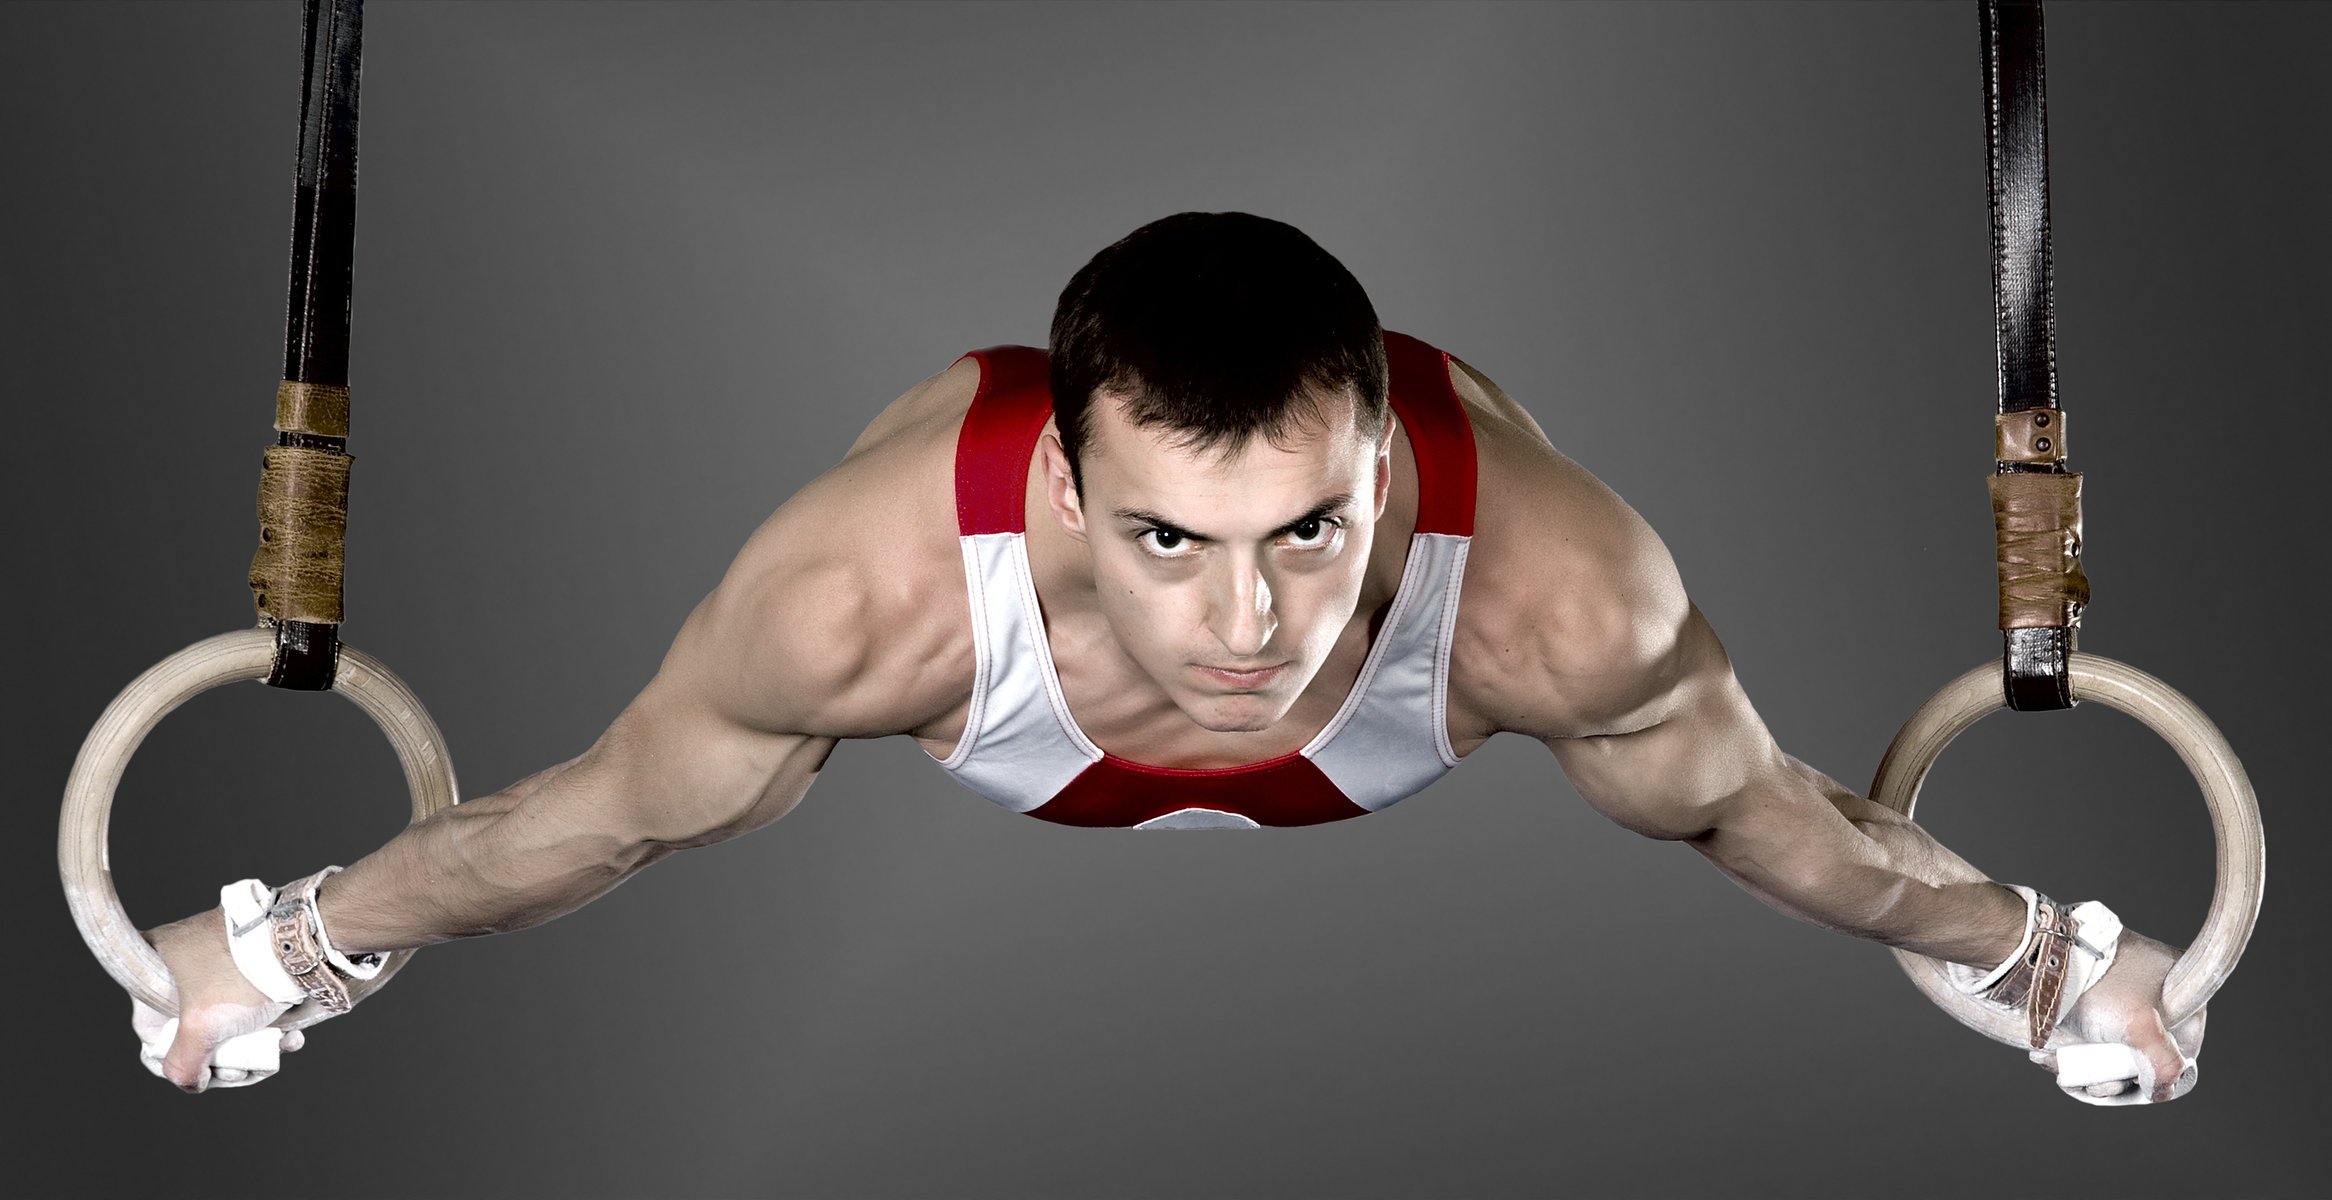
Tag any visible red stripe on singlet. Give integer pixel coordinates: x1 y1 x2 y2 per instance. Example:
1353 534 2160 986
1381 331 1478 537
953 346 1053 536
1032 752 1368 827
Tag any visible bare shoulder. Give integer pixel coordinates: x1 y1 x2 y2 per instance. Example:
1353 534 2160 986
1443 355 1695 746
655 357 982 741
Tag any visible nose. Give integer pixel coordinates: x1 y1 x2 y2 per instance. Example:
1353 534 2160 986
1208 554 1278 660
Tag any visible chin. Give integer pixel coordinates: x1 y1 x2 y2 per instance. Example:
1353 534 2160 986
1181 692 1294 734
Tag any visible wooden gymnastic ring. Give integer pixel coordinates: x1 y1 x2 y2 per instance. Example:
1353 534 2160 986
59 628 458 1031
1869 653 2263 1048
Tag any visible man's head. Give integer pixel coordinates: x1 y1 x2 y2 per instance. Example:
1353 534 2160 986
1049 211 1388 494
1041 212 1394 734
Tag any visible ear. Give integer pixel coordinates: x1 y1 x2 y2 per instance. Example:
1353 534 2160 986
1039 431 1088 542
1370 418 1395 522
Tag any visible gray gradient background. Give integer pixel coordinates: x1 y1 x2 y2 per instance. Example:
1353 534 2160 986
3 2 2325 1197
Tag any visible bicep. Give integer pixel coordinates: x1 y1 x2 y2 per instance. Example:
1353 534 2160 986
585 679 839 851
573 572 850 851
1540 604 1792 841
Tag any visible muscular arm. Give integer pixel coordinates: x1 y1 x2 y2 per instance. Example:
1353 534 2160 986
1542 600 2026 967
145 371 973 1091
315 648 839 955
1455 419 2026 969
1444 361 2202 1103
311 428 968 954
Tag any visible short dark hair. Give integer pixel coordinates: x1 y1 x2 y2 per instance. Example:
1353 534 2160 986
1049 212 1388 492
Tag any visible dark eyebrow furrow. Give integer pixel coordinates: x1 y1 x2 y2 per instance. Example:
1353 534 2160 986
1110 492 1354 543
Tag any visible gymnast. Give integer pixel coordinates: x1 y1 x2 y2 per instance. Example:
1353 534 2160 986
132 212 2206 1102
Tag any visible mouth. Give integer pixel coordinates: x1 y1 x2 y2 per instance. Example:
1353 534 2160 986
1195 663 1288 691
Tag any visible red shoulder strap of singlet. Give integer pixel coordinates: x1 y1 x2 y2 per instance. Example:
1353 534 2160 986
952 333 1478 538
1382 330 1478 537
954 346 1052 536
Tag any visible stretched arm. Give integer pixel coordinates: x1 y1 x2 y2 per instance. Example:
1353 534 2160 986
316 637 841 956
1454 431 2199 1100
142 439 968 1089
1448 357 2200 1099
1523 588 2202 1101
142 599 839 1087
319 369 976 952
1540 600 2028 968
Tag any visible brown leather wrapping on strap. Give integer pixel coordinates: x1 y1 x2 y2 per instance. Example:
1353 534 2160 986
1989 472 2087 630
275 380 351 438
249 445 352 624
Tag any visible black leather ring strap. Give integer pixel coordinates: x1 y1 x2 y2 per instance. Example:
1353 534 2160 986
265 0 363 691
1981 0 2078 712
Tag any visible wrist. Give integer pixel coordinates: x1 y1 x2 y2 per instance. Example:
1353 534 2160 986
1946 884 2123 1049
308 871 384 981
1947 884 2041 994
219 867 383 1015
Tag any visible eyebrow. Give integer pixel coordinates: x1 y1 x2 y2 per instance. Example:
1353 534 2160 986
1109 491 1356 543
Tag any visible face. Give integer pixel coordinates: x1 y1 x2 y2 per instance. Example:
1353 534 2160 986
1042 389 1394 733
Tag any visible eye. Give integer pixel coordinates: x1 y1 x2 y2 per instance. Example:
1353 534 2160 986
1283 517 1339 549
1138 528 1197 558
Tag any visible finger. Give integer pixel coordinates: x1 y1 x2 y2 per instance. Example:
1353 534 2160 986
2032 1047 2133 1099
212 1067 249 1085
2048 1044 2155 1106
129 998 171 1044
281 1029 306 1054
210 1028 284 1076
2053 1042 2143 1088
138 1019 173 1080
137 1013 175 1061
2169 1005 2207 1059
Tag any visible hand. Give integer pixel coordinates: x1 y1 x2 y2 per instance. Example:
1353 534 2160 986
2040 928 2206 1105
133 908 302 1093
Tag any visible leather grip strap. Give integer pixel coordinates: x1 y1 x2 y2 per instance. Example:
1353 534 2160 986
276 379 351 438
266 869 355 1014
1989 472 2087 630
1978 894 2084 1049
1981 0 2083 711
249 444 353 625
249 380 356 626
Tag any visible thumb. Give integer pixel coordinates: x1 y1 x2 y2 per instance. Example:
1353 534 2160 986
2123 1007 2198 1103
160 1009 232 1093
2169 1005 2207 1061
130 998 172 1047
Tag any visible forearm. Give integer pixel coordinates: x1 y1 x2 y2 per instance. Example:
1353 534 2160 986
1692 754 2028 968
311 753 671 956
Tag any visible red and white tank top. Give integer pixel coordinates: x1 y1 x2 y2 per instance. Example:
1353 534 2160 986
930 330 1477 829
